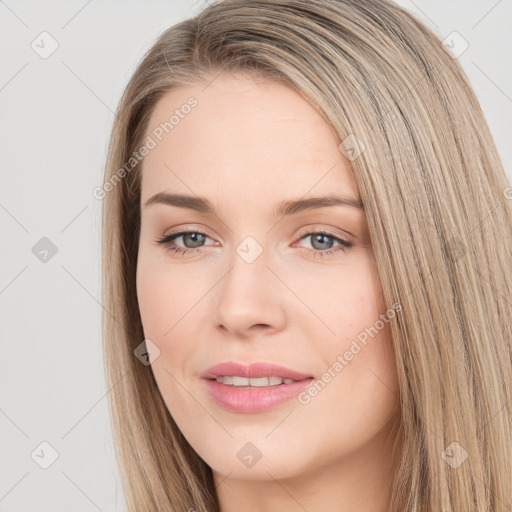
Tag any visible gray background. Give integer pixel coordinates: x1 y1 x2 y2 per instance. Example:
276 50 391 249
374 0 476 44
1 1 510 511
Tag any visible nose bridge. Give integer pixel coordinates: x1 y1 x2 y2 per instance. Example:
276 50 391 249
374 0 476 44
213 234 285 335
221 234 270 304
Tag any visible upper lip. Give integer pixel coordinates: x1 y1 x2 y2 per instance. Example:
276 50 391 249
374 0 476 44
201 361 313 381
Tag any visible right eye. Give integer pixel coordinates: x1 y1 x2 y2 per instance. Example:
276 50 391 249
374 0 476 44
155 229 217 255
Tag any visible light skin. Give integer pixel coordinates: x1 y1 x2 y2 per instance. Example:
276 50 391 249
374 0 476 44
136 72 402 512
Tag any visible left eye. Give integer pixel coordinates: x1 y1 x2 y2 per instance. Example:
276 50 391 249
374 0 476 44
155 230 353 258
296 232 352 254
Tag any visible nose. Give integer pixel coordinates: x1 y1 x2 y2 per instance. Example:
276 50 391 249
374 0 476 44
213 243 287 339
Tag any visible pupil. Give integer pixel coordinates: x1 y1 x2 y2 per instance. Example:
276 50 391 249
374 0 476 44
312 234 333 250
185 233 205 248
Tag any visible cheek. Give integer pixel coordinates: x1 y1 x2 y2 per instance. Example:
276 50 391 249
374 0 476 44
135 255 202 416
292 255 385 339
135 252 216 390
136 251 206 338
304 257 398 400
136 265 170 339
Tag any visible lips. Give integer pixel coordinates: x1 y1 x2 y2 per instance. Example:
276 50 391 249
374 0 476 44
200 361 313 381
200 361 314 413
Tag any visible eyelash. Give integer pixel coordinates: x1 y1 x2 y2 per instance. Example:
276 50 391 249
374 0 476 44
155 228 353 259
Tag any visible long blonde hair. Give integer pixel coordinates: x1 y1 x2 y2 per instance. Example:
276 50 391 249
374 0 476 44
101 1 512 510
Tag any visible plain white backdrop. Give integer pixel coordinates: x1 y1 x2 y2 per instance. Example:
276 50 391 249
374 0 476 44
1 1 511 511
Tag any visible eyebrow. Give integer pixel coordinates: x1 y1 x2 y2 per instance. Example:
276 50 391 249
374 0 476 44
143 192 364 216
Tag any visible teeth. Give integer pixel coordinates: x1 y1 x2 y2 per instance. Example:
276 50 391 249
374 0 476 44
215 375 296 387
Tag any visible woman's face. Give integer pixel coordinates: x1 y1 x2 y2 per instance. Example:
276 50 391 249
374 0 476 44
136 73 400 482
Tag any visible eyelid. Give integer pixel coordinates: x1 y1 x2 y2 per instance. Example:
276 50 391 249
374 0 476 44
295 224 354 242
163 225 219 241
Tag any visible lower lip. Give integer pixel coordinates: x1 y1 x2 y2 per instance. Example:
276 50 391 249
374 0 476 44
203 378 314 413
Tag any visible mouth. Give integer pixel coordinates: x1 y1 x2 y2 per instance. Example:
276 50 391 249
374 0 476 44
201 361 313 381
213 375 297 386
201 361 314 413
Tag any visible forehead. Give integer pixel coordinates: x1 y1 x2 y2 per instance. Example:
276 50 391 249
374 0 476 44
140 74 359 206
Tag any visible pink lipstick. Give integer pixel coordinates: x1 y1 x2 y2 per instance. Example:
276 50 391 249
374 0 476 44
201 361 314 413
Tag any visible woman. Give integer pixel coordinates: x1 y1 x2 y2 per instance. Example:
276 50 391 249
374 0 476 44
101 0 512 510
